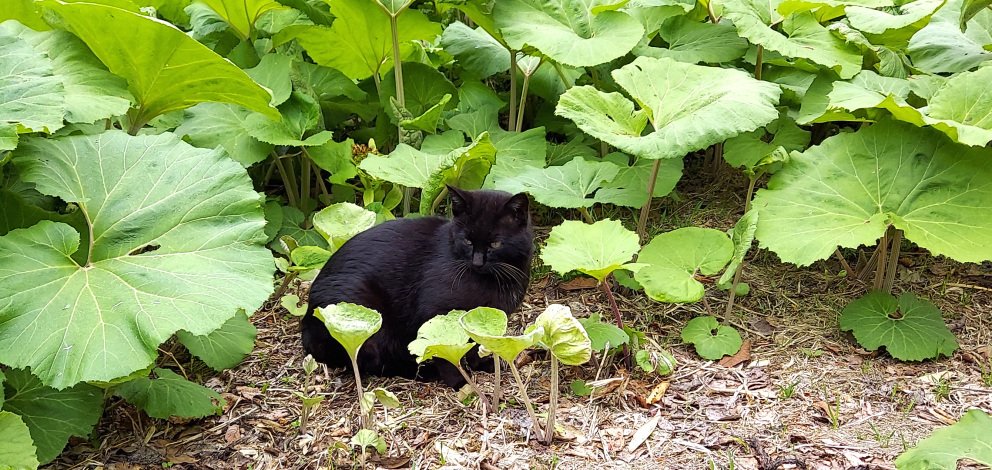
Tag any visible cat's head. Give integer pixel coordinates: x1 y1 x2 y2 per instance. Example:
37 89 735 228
445 185 533 274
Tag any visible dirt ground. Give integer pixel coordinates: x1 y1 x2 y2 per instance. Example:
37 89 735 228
50 167 992 470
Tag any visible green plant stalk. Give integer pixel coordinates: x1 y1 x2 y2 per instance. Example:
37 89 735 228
350 355 370 430
384 4 412 217
126 108 150 135
454 363 491 412
430 186 450 214
600 276 624 330
882 228 903 294
636 158 663 240
725 175 758 316
273 154 299 209
80 204 95 267
508 361 545 442
300 153 312 219
754 45 764 81
544 355 559 445
508 51 518 132
493 357 502 406
274 271 298 299
873 227 891 291
578 207 595 224
514 72 533 132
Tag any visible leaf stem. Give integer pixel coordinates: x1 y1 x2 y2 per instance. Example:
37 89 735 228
873 227 891 291
514 71 533 132
508 361 544 442
578 207 595 224
754 45 764 80
300 152 312 218
273 153 299 209
637 159 663 240
883 228 902 294
493 357 502 406
833 248 853 276
544 355 559 445
455 364 491 413
350 355 370 430
80 204 95 267
724 176 759 316
508 51 518 132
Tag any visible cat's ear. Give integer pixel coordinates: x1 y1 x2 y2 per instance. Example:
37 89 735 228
447 185 470 216
502 192 530 225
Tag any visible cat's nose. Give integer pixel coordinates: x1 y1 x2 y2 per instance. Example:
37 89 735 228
472 251 484 267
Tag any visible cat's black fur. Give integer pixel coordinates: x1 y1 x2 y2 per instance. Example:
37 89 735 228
301 186 533 388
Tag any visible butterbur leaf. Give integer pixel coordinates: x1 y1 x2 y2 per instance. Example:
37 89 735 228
722 0 862 78
498 157 620 209
439 21 509 78
0 21 132 126
680 316 743 360
494 0 645 67
276 0 440 80
290 246 332 271
42 0 278 126
907 0 992 74
245 92 334 147
530 304 592 366
314 303 382 361
0 23 65 133
113 368 224 419
595 153 684 208
372 387 400 409
419 133 497 214
174 103 274 167
579 313 630 351
408 311 474 366
351 429 386 454
635 348 677 375
459 307 540 363
541 219 642 283
0 131 273 389
924 67 992 147
280 294 307 317
635 228 734 303
0 411 38 470
307 139 357 184
312 202 376 251
895 409 992 468
718 210 759 288
723 115 809 173
245 54 293 106
556 56 781 160
845 0 944 47
380 62 459 124
1 368 101 464
753 119 992 266
177 310 257 371
0 123 16 151
198 0 287 41
839 292 957 361
570 379 592 396
634 17 748 64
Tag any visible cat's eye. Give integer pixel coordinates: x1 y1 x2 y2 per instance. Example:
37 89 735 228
463 239 472 246
490 240 502 249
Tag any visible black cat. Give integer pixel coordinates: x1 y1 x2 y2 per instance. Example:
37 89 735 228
301 186 533 388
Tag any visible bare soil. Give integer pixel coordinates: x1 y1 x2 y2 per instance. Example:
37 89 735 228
50 167 992 470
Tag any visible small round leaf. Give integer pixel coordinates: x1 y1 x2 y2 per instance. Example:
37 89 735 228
680 316 743 360
839 292 958 361
313 303 383 361
541 219 641 283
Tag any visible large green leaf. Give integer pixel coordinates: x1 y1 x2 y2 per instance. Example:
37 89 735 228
380 62 459 123
840 292 958 361
0 131 274 389
907 0 992 73
198 0 287 40
556 56 781 159
530 304 592 366
244 92 333 146
634 17 748 64
439 21 509 78
723 114 810 173
420 134 496 214
1 21 132 125
0 0 49 30
595 153 684 208
0 411 38 470
540 219 642 283
408 310 475 366
42 0 278 126
723 0 863 78
494 0 645 67
1 368 102 464
459 307 540 363
635 227 734 303
175 102 274 166
925 67 992 146
845 0 944 47
498 157 620 209
753 119 992 266
484 127 547 190
275 0 440 80
312 202 376 251
113 368 224 419
895 409 992 468
176 310 257 371
313 303 382 361
245 53 293 106
0 26 64 133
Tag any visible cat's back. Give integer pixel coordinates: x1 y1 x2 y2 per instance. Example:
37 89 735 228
327 215 447 267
